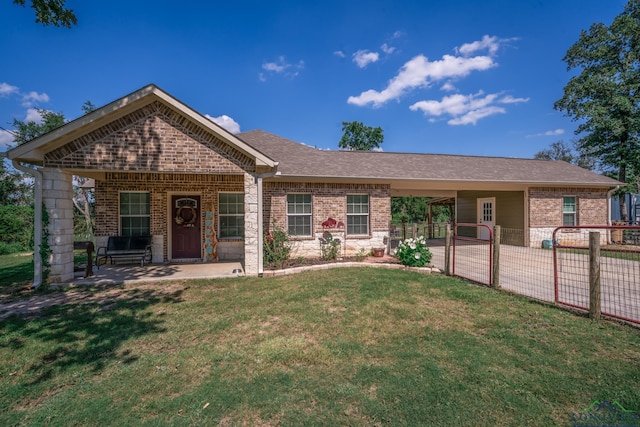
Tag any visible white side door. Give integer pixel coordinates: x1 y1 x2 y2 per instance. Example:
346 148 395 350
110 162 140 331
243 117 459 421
477 197 495 240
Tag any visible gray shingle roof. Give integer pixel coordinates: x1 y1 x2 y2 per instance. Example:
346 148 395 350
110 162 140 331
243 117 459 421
238 130 620 187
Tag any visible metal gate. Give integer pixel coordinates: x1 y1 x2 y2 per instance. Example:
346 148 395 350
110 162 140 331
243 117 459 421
453 223 493 286
553 225 640 325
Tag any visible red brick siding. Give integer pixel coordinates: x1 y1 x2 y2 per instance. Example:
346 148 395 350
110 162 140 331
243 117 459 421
529 187 609 227
95 172 244 261
263 182 390 236
44 101 255 174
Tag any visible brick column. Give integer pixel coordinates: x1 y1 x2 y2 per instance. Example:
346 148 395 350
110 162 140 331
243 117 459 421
42 168 74 283
244 173 259 275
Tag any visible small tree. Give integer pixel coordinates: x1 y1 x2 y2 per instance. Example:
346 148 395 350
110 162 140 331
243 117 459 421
339 121 384 151
12 0 77 28
533 140 595 170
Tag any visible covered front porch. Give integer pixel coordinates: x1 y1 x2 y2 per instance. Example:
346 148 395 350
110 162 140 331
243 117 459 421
70 261 246 287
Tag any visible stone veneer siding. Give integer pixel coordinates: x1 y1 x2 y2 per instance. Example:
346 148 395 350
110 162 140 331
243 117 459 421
43 168 74 283
94 173 245 262
528 187 610 247
263 182 391 257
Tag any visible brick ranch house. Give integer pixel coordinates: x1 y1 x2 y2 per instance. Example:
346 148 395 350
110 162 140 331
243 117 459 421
5 85 620 283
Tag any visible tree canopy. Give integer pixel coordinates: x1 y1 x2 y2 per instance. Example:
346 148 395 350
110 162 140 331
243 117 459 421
11 109 65 145
12 0 77 28
554 0 640 220
338 121 384 151
533 140 595 170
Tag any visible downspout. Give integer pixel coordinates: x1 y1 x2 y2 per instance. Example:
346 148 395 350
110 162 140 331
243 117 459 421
255 169 280 277
607 185 620 225
10 158 43 288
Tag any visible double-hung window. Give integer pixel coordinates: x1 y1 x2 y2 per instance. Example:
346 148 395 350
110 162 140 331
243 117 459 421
120 192 150 236
219 193 244 238
287 194 312 236
562 196 577 226
347 194 369 235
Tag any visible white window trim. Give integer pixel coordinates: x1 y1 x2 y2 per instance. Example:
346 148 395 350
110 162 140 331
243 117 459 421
118 191 151 236
562 195 577 227
346 193 370 236
218 191 245 239
287 193 313 237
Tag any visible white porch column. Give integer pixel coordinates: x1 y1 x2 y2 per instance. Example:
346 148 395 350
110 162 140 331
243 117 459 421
244 173 259 275
42 168 74 283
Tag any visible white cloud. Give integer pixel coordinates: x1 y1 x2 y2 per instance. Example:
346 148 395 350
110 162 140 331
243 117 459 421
0 82 19 97
22 91 50 107
527 128 565 138
333 50 346 58
260 56 305 80
455 35 516 57
380 43 395 54
0 129 15 149
440 82 456 92
25 108 45 123
353 50 380 68
500 95 530 104
391 30 403 39
205 114 241 134
410 91 527 125
348 54 495 107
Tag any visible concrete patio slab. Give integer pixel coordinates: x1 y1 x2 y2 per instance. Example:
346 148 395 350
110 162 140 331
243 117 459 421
67 261 245 287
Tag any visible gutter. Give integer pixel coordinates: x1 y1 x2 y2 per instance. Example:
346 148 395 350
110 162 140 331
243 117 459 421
607 185 621 225
255 170 281 277
8 156 44 289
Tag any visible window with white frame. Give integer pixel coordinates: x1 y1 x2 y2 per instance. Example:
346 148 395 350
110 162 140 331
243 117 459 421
347 194 369 235
219 193 244 238
287 194 312 236
563 196 577 226
119 192 150 236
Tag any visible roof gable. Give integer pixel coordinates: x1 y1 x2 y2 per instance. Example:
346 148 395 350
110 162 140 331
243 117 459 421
7 84 277 169
45 102 251 173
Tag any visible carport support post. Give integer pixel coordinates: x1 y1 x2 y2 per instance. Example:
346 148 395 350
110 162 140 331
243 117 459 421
493 226 501 289
444 224 451 276
589 232 601 320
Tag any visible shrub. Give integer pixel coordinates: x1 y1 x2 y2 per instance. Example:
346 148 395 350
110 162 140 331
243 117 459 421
0 242 30 255
0 205 34 251
319 231 340 260
264 223 292 268
394 236 432 267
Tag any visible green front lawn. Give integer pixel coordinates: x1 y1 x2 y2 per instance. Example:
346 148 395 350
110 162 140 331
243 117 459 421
1 267 639 426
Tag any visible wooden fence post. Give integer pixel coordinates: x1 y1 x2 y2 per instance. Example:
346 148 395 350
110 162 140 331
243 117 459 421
445 224 451 276
589 232 601 320
493 225 501 289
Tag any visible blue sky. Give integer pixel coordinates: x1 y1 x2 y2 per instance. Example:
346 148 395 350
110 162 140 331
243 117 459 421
0 0 627 158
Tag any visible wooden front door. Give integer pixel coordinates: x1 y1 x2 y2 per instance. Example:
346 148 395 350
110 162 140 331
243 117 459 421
171 195 201 259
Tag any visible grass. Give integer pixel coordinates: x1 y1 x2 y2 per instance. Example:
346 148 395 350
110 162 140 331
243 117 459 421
0 252 34 297
1 267 639 426
0 252 89 301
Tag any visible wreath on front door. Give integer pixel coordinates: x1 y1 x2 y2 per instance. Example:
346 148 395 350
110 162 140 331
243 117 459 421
175 206 198 227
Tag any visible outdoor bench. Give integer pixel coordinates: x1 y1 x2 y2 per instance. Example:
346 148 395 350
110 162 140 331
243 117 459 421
95 236 152 268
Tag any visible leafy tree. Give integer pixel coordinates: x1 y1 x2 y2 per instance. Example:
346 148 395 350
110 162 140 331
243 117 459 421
533 140 595 170
0 159 31 205
339 121 384 151
12 0 77 28
11 103 95 238
12 109 65 145
391 197 452 223
554 0 640 221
